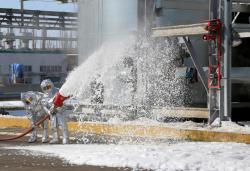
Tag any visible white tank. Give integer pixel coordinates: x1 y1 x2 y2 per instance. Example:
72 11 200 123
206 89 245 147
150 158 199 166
78 0 137 63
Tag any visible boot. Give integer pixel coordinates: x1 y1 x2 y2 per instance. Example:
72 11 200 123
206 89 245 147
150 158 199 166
62 120 69 144
28 130 37 143
41 129 49 143
49 138 59 144
62 138 69 144
49 128 59 144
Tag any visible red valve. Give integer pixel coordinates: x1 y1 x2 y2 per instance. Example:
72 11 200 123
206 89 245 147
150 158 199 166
205 19 221 32
203 19 222 89
202 34 216 41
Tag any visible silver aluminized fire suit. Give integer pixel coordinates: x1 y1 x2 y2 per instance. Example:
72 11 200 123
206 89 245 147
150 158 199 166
40 79 69 144
21 91 49 143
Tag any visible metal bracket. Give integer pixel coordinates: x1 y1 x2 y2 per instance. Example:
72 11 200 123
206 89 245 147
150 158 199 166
202 19 222 89
182 36 208 93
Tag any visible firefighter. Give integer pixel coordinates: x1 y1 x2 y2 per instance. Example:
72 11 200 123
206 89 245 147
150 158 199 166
21 91 49 143
40 79 69 144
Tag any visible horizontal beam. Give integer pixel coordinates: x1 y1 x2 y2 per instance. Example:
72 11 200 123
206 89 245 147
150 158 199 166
1 35 77 41
152 107 208 119
233 0 250 3
0 25 77 31
0 20 77 27
233 4 250 12
233 23 250 32
0 15 77 22
161 0 209 11
0 8 77 17
152 23 207 37
233 24 250 37
239 32 250 38
231 67 250 83
32 0 77 3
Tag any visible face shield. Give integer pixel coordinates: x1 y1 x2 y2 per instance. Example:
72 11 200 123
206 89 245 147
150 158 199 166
21 91 38 108
41 85 52 94
41 79 54 94
24 96 33 106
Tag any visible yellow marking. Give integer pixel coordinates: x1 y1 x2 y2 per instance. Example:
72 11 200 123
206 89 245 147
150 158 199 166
1 117 250 144
0 117 30 128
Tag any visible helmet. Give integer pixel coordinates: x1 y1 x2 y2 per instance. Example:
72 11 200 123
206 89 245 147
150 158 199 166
21 91 38 106
41 79 54 94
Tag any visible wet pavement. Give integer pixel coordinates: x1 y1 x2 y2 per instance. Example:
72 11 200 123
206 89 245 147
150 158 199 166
0 134 132 171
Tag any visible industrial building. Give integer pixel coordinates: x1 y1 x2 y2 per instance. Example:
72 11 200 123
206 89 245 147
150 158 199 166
1 0 250 124
1 2 250 170
0 4 77 98
77 0 250 124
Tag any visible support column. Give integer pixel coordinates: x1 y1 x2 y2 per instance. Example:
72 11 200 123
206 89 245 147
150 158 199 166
41 28 47 50
208 0 222 124
222 0 232 120
20 0 24 26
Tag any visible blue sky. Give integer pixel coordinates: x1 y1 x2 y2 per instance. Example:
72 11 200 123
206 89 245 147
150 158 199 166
1 0 77 12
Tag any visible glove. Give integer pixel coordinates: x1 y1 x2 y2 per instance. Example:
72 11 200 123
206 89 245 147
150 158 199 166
31 123 36 129
49 106 57 116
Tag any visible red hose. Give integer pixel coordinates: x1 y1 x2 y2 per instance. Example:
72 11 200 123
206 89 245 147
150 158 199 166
0 114 50 141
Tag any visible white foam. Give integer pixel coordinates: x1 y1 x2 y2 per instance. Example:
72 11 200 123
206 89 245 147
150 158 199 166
6 142 250 171
60 38 135 99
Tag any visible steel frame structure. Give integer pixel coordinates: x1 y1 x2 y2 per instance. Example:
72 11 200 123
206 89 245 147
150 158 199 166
151 0 250 124
0 8 77 51
207 0 231 124
0 8 77 31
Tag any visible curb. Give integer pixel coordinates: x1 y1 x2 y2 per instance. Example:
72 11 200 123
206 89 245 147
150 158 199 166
1 117 250 144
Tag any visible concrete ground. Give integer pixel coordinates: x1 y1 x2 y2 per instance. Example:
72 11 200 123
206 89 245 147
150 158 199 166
0 134 132 171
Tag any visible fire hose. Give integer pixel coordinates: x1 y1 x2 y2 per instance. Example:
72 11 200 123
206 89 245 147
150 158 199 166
0 114 50 141
0 92 68 141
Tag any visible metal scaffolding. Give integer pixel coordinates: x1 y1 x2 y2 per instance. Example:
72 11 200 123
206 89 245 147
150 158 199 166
0 8 77 51
151 0 250 124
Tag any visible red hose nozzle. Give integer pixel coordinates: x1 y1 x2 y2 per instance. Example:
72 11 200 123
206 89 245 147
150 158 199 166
53 92 69 107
